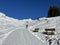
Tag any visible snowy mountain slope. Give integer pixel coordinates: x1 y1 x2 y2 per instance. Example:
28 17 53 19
0 12 60 45
28 16 60 45
0 12 38 45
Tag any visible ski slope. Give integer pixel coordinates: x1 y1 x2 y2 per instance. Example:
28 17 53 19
0 12 60 45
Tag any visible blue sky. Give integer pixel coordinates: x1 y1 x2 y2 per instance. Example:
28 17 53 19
0 0 60 19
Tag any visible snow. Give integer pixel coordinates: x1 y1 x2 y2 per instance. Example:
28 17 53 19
0 12 6 17
0 12 60 45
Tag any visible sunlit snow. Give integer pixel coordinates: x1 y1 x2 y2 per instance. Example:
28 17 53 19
0 12 60 45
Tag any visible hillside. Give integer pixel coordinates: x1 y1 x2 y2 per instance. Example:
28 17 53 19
0 12 60 45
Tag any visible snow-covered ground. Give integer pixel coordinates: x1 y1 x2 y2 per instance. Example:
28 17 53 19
0 12 60 45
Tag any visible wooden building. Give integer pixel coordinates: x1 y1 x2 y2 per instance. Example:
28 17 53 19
42 28 56 35
33 28 39 32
